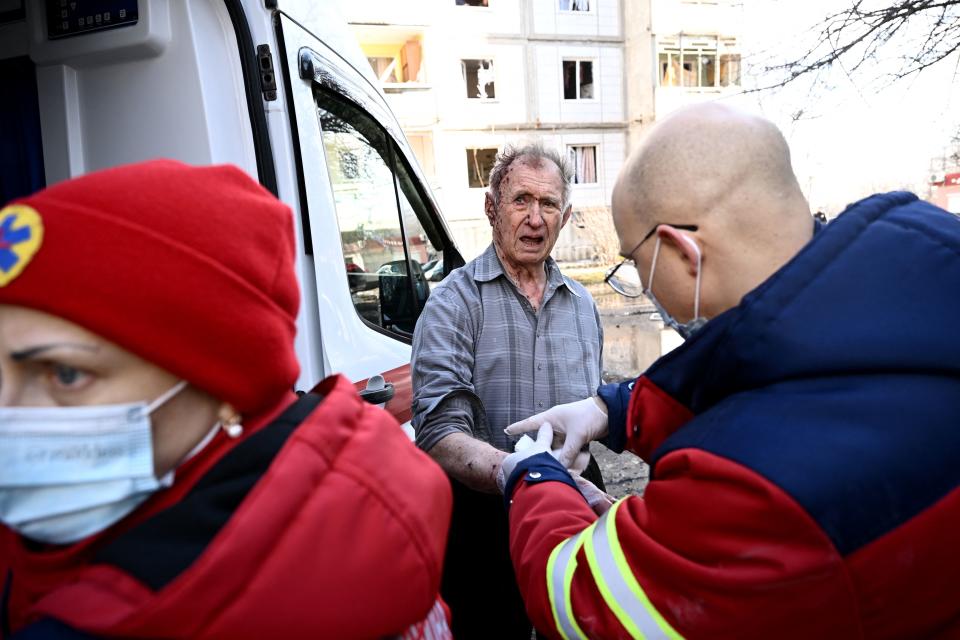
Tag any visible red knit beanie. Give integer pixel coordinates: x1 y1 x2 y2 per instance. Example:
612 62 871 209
0 159 300 415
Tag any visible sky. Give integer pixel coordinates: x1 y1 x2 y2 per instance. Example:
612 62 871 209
726 0 960 214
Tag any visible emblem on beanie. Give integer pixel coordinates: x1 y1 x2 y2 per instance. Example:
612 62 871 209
0 204 44 287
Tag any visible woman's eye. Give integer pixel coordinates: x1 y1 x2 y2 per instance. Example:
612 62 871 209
48 364 89 389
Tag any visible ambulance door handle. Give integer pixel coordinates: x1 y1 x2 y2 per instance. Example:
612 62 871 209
359 384 394 404
360 374 395 405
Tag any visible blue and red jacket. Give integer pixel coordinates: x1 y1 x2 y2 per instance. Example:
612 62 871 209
506 192 960 639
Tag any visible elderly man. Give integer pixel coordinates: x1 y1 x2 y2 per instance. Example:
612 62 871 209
411 142 606 639
503 103 960 638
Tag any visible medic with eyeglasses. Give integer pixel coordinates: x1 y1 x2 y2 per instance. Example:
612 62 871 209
501 104 960 639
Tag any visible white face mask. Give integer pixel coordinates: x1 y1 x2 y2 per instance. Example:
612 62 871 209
644 235 708 340
0 380 188 545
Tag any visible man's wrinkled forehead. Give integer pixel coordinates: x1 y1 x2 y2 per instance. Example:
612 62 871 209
499 157 562 195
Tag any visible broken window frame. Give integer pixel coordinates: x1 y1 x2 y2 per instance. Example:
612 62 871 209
657 35 741 89
361 37 425 86
718 52 741 87
367 56 399 84
461 58 497 100
465 147 499 188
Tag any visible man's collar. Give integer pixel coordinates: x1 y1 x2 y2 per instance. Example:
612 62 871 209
474 243 505 283
474 243 579 297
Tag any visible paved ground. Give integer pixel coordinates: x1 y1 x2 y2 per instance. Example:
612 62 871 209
592 441 650 498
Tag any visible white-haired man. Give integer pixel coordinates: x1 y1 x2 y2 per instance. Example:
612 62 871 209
412 142 608 639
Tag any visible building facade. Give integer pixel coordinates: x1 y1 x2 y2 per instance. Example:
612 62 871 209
648 0 744 117
345 0 627 261
344 0 743 262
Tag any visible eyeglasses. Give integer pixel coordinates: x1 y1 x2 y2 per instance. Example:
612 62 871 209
604 223 698 298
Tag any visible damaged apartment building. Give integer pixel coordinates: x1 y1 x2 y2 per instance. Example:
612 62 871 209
342 0 744 261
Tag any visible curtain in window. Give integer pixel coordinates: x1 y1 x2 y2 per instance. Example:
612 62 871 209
569 146 597 184
580 146 596 183
403 39 423 83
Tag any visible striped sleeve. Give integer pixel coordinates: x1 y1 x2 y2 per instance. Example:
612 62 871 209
509 448 858 638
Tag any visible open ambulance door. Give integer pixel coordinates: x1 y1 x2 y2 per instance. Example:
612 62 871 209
274 11 463 436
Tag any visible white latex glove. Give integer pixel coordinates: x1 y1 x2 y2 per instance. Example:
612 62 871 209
574 474 615 515
505 397 609 469
496 422 555 494
515 435 591 475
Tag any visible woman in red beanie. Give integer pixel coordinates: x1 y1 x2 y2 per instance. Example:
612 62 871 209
0 160 453 639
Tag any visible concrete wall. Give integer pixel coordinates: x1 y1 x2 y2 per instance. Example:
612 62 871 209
529 43 625 123
531 0 621 37
650 0 742 37
432 40 528 126
444 0 524 37
623 0 655 153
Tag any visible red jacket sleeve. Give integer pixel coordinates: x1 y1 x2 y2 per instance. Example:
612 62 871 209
509 448 861 639
17 376 453 639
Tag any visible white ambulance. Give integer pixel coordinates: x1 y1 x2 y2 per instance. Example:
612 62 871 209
0 0 464 436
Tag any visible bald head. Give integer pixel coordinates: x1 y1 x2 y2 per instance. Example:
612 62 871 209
612 103 814 318
615 103 807 230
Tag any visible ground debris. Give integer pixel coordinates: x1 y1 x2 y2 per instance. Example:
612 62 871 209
591 441 650 498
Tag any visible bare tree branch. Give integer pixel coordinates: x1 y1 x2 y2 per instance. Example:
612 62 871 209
750 0 960 92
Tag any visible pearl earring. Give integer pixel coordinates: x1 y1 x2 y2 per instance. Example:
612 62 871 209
221 415 244 439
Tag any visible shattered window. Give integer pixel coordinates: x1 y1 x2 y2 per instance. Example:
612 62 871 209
462 59 496 99
719 54 741 86
466 148 498 188
658 36 740 89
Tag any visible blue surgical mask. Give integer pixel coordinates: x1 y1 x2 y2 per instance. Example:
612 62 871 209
644 235 707 340
0 380 188 545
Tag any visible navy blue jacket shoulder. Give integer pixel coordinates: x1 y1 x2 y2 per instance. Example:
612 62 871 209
599 192 960 555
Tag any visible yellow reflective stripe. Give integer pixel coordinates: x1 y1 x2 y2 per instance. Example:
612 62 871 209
604 500 682 639
547 528 590 640
583 500 683 639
